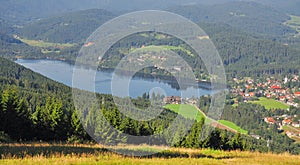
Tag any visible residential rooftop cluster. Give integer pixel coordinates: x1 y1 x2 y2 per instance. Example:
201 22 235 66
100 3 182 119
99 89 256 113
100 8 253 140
230 75 300 108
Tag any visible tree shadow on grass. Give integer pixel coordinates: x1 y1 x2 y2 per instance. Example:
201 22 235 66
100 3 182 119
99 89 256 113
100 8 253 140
0 144 109 159
0 144 251 160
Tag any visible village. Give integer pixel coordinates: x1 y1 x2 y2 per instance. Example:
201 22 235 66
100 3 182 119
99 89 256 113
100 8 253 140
229 75 300 140
230 75 300 108
163 74 300 141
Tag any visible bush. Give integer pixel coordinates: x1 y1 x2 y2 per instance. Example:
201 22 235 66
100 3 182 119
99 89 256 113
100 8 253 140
0 132 11 143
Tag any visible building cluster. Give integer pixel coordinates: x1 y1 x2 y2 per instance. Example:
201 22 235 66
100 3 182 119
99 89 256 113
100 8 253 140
163 96 198 105
264 115 300 138
230 75 300 108
163 96 182 104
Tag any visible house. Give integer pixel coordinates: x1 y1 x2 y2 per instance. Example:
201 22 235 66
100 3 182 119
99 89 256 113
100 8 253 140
279 96 286 101
265 94 271 98
292 122 300 128
271 85 281 90
264 117 276 124
286 131 293 138
251 134 261 140
163 96 181 104
282 119 292 125
249 92 255 97
295 92 300 97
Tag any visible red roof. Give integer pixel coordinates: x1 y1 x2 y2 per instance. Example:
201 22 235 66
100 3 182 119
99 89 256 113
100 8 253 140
283 119 292 124
271 85 281 89
266 117 275 123
295 92 300 95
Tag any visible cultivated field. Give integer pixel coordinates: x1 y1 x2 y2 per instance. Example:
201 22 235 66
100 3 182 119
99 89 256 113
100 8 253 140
0 143 299 165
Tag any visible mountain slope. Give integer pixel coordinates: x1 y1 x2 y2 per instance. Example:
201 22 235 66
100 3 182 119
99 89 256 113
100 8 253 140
168 1 294 36
0 33 42 59
18 1 296 44
18 9 114 43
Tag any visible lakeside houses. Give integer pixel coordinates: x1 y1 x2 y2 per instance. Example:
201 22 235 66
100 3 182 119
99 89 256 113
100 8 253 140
163 96 182 104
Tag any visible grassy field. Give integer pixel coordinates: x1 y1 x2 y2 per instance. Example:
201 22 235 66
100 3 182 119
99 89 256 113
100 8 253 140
131 45 194 56
285 15 300 33
250 97 289 110
164 104 248 134
164 104 205 122
18 38 76 48
218 120 248 134
1 143 299 165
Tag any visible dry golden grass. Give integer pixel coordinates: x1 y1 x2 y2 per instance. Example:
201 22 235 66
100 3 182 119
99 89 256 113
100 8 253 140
0 143 299 165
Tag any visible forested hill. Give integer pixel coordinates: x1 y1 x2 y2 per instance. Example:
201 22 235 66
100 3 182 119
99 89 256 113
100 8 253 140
18 9 114 43
15 6 300 77
7 1 300 78
18 1 296 44
253 0 300 15
168 1 294 37
0 33 42 59
0 56 79 141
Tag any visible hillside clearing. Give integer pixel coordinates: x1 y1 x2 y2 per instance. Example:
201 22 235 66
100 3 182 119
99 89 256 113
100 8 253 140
16 37 76 48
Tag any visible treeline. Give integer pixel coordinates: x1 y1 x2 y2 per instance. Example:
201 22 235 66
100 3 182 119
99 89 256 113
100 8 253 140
0 86 256 152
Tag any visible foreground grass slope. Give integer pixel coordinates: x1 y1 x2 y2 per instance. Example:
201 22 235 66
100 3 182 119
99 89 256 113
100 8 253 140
0 143 299 165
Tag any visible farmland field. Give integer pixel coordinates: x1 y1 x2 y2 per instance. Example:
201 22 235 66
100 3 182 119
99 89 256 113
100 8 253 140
250 97 289 110
1 143 300 165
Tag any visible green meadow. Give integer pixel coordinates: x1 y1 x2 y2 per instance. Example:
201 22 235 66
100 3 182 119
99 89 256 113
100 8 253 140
218 120 248 134
164 104 247 134
164 104 205 122
250 97 289 110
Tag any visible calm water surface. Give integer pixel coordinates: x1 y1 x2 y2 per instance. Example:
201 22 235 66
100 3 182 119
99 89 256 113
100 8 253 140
16 59 213 98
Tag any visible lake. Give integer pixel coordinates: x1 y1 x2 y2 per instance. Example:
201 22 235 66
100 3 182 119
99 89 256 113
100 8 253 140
15 59 213 98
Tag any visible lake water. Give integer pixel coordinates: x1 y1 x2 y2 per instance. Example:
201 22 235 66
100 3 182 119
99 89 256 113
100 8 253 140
15 59 213 98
